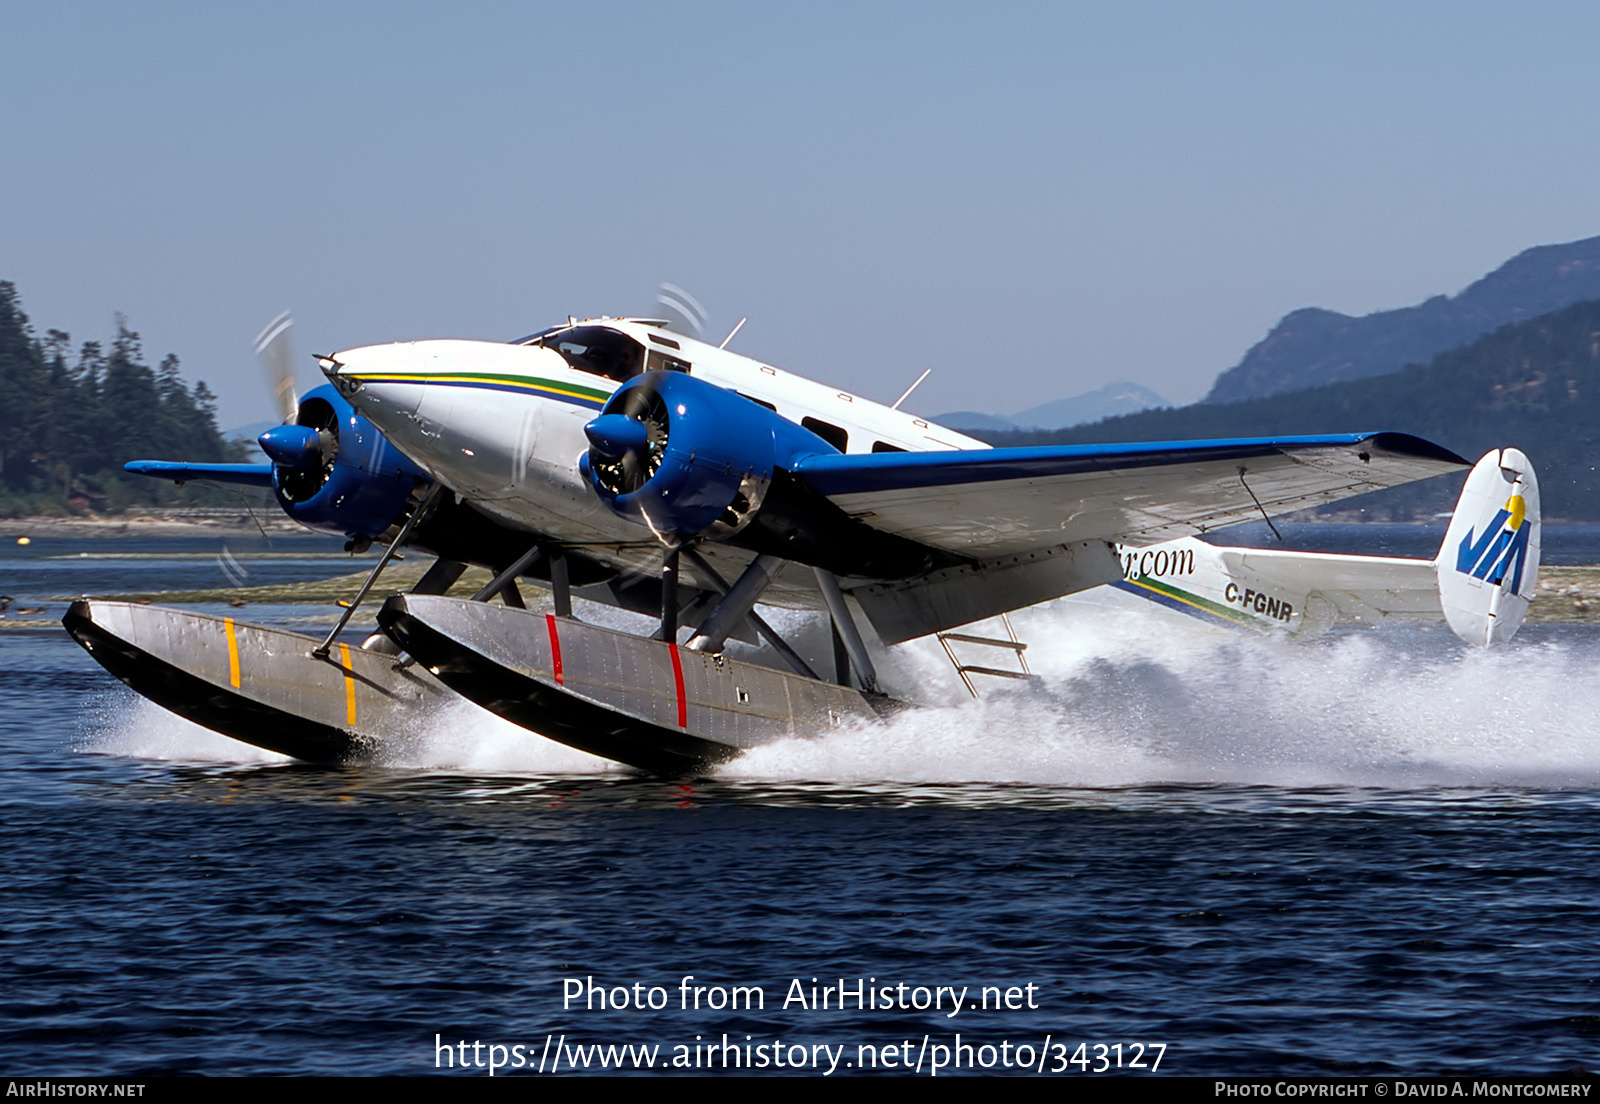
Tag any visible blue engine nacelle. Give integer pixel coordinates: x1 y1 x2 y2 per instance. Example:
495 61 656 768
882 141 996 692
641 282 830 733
269 383 430 542
579 371 839 540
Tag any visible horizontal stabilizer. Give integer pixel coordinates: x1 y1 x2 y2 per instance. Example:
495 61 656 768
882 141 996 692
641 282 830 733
1111 538 1436 636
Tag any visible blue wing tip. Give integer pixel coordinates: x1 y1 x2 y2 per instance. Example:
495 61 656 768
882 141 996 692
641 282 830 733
1360 432 1470 467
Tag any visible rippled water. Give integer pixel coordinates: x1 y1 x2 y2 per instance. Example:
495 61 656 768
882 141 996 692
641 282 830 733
3 536 1599 1076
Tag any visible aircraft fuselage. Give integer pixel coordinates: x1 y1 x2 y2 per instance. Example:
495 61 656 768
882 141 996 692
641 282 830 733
322 320 986 581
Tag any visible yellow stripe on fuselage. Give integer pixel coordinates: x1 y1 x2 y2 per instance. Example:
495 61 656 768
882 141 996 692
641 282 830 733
344 372 609 405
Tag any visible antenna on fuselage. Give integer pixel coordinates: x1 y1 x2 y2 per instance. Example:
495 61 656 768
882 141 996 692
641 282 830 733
891 368 932 411
718 317 747 349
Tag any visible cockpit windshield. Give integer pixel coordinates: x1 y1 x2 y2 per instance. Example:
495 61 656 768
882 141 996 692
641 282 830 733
514 325 646 383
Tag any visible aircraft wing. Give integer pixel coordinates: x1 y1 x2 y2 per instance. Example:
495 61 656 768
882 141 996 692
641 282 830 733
124 461 276 487
792 432 1467 558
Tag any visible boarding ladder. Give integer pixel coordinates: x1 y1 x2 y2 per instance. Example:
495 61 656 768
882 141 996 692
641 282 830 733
936 613 1039 698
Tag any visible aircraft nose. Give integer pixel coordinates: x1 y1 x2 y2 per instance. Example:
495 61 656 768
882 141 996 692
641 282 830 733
319 343 423 413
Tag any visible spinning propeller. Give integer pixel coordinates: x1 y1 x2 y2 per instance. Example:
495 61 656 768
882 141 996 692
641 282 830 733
249 312 339 502
584 375 670 496
655 283 707 337
255 310 298 422
583 281 713 496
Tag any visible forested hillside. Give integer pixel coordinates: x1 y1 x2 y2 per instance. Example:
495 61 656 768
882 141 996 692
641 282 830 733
0 282 243 515
989 298 1600 519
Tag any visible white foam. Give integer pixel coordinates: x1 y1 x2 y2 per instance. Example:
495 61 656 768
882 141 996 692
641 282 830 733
723 595 1600 788
84 693 292 764
371 696 615 774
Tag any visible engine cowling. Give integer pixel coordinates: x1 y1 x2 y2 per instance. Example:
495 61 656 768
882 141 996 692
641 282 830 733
265 383 430 544
579 371 838 541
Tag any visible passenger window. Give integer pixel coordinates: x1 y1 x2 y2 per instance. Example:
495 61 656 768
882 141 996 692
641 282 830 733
802 417 848 452
646 350 691 373
737 392 777 412
871 441 907 453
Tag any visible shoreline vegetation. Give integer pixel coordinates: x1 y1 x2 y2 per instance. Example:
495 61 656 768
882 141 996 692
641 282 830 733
0 282 253 519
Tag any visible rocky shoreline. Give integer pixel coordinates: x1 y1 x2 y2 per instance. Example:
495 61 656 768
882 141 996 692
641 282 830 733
0 510 304 540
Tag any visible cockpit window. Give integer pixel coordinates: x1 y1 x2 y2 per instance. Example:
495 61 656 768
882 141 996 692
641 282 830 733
519 325 646 382
511 325 566 345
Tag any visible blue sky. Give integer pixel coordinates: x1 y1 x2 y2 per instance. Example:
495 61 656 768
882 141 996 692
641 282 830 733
4 1 1599 429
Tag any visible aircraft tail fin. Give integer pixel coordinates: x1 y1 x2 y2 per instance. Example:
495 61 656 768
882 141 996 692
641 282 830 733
1435 448 1540 647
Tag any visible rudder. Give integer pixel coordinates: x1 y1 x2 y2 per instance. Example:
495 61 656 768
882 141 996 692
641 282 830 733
1436 449 1540 646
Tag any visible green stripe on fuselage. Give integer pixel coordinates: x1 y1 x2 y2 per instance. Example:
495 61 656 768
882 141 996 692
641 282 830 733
346 372 613 405
1124 575 1263 628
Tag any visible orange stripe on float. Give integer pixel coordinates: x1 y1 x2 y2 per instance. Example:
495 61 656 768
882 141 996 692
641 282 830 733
338 643 357 726
668 643 687 728
545 614 563 685
224 617 240 688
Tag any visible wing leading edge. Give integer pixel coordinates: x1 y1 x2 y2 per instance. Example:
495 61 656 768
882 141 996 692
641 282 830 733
793 432 1468 558
123 461 277 487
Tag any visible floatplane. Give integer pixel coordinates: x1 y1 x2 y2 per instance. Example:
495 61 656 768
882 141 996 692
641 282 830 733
66 311 1541 772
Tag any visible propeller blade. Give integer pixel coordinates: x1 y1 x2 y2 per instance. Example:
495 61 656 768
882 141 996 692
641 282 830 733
621 451 645 493
655 283 707 337
254 310 297 424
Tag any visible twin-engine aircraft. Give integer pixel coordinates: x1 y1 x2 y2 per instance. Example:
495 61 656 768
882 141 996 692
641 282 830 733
67 314 1540 772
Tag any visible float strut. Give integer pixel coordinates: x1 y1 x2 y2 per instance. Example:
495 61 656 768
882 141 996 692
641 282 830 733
361 556 467 654
812 567 880 695
415 557 468 596
549 548 572 617
682 549 819 681
313 482 443 658
686 554 783 654
472 542 543 603
501 580 526 609
660 546 680 642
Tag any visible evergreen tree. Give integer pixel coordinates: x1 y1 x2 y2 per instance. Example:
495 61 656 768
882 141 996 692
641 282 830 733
0 283 47 482
0 281 242 515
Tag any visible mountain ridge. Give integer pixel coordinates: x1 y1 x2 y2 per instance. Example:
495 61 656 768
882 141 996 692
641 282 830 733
1206 234 1600 403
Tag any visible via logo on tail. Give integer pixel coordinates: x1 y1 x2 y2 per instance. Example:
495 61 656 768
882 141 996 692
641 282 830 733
1454 493 1531 593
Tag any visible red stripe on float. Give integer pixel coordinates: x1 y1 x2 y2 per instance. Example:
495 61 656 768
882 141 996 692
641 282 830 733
546 614 563 685
668 643 687 728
